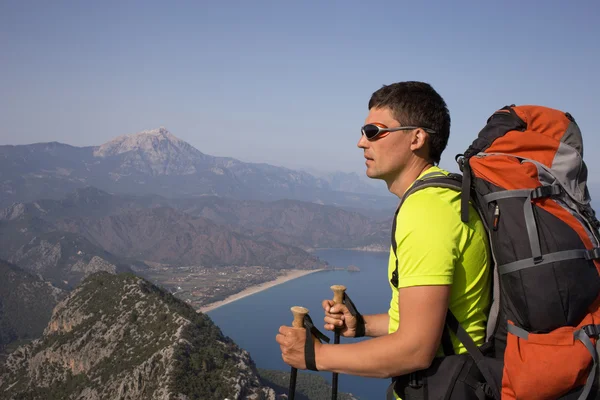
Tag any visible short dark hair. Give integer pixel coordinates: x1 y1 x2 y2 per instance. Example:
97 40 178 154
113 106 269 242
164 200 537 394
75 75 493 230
368 81 450 164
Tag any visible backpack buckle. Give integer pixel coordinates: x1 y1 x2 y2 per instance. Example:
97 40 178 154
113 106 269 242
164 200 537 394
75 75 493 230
531 185 562 200
582 324 600 338
586 248 600 260
390 269 399 288
582 208 600 230
408 372 423 388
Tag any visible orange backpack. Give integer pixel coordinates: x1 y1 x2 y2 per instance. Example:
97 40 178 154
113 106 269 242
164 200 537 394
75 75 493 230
388 105 600 400
458 105 600 399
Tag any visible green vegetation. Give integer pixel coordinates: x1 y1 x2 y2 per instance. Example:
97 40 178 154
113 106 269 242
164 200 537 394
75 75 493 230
15 372 92 400
258 369 359 400
0 259 63 348
167 279 248 399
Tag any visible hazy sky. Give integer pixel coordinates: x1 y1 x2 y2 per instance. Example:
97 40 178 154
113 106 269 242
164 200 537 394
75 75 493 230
1 1 599 182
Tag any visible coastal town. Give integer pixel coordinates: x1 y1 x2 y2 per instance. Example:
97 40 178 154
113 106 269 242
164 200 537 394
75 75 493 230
141 263 361 312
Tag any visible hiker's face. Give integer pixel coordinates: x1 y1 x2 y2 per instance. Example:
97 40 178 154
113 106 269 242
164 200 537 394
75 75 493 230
358 107 414 183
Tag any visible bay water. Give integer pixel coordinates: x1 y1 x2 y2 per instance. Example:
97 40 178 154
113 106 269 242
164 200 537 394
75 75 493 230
208 249 393 400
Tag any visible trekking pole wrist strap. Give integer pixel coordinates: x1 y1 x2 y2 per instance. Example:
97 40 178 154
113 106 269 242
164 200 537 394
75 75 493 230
343 292 366 338
302 314 330 371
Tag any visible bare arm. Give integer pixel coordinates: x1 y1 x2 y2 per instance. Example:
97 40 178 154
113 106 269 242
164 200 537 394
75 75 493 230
316 284 450 378
362 313 389 337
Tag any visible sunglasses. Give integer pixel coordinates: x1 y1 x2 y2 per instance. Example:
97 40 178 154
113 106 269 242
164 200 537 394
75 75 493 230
361 123 436 141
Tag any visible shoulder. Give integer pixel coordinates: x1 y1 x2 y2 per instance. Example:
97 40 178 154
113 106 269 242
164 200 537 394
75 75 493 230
395 167 464 232
399 185 461 222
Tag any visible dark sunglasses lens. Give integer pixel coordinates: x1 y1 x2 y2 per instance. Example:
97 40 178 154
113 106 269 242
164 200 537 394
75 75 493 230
362 124 381 139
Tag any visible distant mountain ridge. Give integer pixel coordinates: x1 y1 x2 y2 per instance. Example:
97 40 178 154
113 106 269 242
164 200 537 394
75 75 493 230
0 127 397 211
301 168 390 197
176 196 390 250
0 189 330 287
54 206 327 268
0 215 140 289
2 186 391 255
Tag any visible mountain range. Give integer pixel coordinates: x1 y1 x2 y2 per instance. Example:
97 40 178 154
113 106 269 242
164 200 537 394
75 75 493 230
0 183 391 289
0 127 396 212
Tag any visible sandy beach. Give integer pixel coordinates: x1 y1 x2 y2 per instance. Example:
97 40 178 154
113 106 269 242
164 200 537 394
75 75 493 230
197 268 325 313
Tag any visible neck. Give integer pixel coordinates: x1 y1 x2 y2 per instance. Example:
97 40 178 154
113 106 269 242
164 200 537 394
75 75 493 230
387 159 434 198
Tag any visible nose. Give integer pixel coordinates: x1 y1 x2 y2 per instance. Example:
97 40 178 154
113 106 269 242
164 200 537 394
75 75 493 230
357 133 369 149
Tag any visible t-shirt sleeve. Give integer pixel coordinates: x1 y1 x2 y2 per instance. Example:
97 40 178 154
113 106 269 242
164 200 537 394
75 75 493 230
393 189 461 288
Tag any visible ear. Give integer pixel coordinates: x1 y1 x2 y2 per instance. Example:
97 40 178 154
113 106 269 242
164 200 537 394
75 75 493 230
409 128 429 152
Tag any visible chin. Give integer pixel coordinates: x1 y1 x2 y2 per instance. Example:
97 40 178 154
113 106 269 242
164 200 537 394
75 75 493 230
365 169 382 180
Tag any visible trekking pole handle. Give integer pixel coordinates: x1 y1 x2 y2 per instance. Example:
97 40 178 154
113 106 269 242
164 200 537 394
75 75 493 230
331 285 346 306
291 306 309 328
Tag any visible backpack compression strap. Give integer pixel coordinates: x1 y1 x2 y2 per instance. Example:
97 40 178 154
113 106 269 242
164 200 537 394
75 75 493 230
480 183 600 274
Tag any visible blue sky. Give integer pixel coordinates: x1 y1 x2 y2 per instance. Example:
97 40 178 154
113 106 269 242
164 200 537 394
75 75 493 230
1 1 599 185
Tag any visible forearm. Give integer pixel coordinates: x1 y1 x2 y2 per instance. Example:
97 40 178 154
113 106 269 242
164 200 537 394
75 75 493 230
363 313 389 337
315 286 450 378
316 332 430 379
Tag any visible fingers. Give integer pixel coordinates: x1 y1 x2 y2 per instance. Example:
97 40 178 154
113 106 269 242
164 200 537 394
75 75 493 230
329 303 348 315
276 328 297 355
322 299 334 312
322 302 348 332
325 307 348 327
324 314 344 324
275 333 285 346
277 326 305 339
324 322 343 332
322 300 351 322
276 325 307 369
323 314 345 331
322 299 348 315
279 326 291 335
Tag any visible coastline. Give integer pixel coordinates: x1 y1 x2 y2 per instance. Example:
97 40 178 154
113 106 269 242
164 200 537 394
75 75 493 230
197 268 325 313
307 246 388 253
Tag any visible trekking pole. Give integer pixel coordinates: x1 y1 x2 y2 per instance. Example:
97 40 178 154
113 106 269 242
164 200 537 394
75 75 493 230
330 285 346 400
289 306 309 400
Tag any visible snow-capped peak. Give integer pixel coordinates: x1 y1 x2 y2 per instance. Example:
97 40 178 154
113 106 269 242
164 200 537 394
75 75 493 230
93 127 191 157
93 127 206 176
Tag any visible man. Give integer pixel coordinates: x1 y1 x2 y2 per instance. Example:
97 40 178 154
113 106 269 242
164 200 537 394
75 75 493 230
276 81 491 397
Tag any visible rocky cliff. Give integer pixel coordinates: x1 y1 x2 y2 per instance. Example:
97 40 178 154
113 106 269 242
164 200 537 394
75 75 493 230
0 272 275 399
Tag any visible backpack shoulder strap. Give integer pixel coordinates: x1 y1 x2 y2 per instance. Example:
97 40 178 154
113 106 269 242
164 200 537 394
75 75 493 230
390 173 463 288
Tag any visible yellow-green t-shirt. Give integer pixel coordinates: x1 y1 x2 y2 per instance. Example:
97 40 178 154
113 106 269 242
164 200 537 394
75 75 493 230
387 166 491 355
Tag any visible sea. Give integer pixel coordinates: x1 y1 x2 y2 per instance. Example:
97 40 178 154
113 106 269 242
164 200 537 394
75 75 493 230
207 249 393 400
